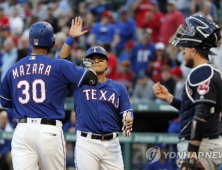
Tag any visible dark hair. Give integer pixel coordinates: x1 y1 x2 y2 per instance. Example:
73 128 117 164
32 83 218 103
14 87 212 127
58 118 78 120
103 43 111 53
195 48 209 60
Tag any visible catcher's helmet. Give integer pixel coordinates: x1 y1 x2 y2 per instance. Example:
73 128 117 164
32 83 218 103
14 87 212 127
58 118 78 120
170 15 221 50
29 21 55 49
86 46 108 60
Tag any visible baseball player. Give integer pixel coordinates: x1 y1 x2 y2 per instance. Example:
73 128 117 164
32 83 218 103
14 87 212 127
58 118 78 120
0 21 98 170
60 17 134 170
153 15 222 170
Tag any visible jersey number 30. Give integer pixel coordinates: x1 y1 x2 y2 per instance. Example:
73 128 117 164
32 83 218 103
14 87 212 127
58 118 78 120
17 79 46 104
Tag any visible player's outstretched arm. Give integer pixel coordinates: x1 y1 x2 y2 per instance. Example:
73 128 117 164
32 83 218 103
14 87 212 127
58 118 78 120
60 17 88 58
153 82 182 110
152 82 173 103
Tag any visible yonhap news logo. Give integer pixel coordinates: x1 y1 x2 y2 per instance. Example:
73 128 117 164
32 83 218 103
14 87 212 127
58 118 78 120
146 146 222 164
146 146 161 164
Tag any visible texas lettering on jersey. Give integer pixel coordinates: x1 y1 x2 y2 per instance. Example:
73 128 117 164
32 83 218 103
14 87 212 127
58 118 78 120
83 89 119 108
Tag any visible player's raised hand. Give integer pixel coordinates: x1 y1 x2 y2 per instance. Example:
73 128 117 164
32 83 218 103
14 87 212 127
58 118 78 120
152 82 172 103
69 17 88 38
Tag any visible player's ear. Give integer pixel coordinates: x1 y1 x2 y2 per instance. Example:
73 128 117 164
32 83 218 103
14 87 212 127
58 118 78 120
105 62 108 71
105 60 108 71
191 48 196 54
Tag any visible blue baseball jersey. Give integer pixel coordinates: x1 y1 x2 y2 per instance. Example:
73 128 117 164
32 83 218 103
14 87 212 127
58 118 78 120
70 78 133 134
115 18 136 50
130 43 156 74
0 55 87 120
91 22 118 44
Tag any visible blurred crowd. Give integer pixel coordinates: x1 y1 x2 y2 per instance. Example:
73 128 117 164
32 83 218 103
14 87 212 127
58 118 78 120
1 0 222 169
0 0 222 104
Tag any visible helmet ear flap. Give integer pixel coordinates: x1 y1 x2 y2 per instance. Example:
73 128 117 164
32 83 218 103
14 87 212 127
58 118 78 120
199 29 221 49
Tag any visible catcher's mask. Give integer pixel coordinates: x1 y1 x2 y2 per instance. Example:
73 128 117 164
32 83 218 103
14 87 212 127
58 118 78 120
170 15 221 55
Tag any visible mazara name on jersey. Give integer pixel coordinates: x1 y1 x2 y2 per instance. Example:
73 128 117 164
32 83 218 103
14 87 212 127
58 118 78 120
83 89 119 108
12 63 52 79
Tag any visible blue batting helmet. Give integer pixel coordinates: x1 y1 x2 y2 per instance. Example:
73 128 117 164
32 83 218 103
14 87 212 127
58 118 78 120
29 21 55 49
86 46 108 60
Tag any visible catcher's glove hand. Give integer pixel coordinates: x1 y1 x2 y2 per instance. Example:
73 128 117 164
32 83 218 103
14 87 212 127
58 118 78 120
178 158 205 170
122 111 133 137
80 58 93 69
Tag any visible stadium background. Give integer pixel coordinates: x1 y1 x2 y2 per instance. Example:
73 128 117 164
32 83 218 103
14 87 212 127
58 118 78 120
0 0 222 169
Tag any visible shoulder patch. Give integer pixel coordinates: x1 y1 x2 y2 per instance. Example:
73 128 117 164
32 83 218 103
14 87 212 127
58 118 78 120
197 80 210 96
188 64 213 86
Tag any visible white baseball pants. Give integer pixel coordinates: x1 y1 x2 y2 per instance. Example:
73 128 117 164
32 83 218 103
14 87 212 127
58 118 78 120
177 137 222 170
75 130 124 170
11 118 66 170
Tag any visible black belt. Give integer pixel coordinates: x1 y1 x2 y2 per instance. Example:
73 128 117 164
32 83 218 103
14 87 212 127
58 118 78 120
18 118 56 126
183 135 220 141
80 132 119 141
